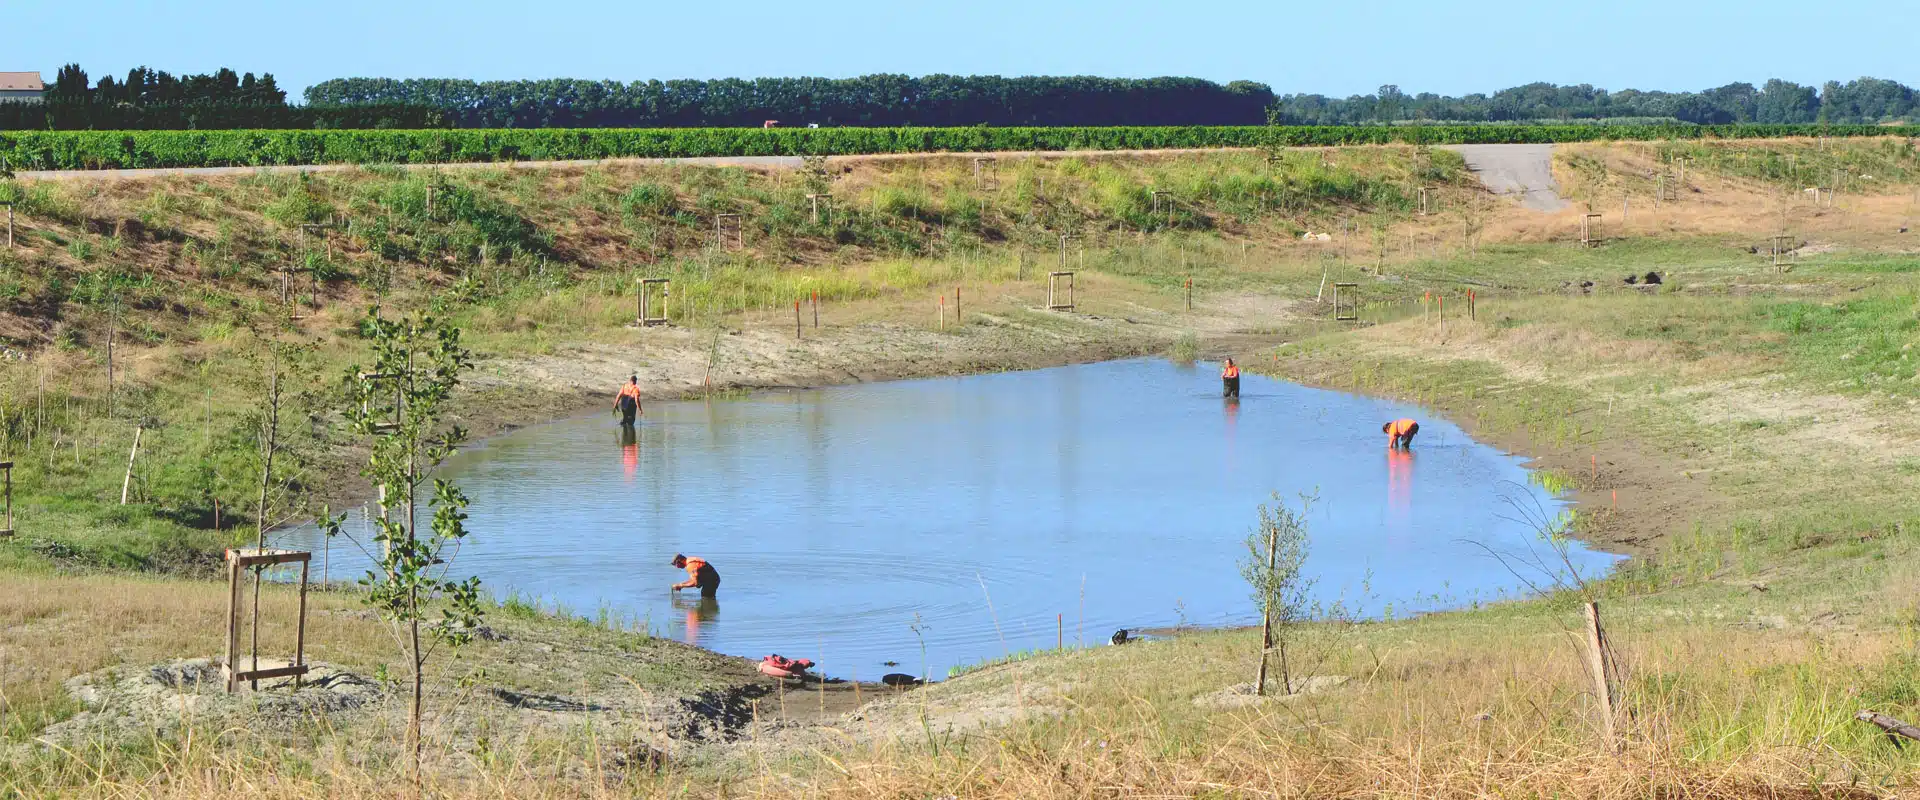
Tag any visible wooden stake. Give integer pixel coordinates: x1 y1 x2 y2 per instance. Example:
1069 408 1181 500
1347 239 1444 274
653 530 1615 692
250 562 261 691
0 461 13 536
954 286 961 323
1585 601 1619 750
105 315 115 418
812 291 819 328
794 300 802 339
224 554 242 692
119 426 143 505
1253 518 1280 696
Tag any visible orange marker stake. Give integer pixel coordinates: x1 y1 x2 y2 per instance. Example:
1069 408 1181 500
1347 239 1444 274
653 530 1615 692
1611 489 1617 508
1591 455 1597 480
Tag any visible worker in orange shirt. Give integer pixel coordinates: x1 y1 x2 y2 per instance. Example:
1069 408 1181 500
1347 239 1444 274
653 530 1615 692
670 554 721 597
613 374 643 426
1383 418 1420 450
1221 358 1241 398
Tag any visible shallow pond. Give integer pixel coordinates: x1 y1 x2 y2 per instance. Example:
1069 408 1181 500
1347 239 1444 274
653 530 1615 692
283 359 1619 679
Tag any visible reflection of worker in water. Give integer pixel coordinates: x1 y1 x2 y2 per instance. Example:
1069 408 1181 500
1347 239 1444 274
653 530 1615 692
618 425 638 478
672 592 719 644
1386 447 1414 515
1221 358 1241 398
613 374 643 426
670 554 721 597
1383 418 1420 450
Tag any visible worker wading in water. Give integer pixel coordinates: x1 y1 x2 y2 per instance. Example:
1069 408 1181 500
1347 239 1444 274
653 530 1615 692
1383 418 1420 450
613 374 643 426
670 554 721 597
1221 358 1241 398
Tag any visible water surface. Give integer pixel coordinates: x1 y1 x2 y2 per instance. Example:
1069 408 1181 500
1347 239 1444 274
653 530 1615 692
285 359 1618 678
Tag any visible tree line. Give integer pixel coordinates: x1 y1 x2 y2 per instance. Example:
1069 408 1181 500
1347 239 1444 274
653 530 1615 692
1269 78 1916 125
9 65 1919 130
301 75 1280 128
50 63 288 106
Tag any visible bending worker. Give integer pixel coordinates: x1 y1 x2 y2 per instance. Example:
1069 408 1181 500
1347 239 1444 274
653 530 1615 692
670 554 721 597
613 374 643 426
1383 418 1420 450
1221 358 1241 399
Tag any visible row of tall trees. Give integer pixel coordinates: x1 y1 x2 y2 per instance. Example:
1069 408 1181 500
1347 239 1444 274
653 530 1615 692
1269 78 1915 125
50 63 288 107
301 74 1279 128
14 66 1919 129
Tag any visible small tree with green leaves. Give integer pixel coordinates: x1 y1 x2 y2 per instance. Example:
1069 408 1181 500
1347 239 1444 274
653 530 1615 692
320 307 483 788
1242 492 1315 696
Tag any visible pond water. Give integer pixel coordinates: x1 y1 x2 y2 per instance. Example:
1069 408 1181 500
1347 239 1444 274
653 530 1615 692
282 359 1619 680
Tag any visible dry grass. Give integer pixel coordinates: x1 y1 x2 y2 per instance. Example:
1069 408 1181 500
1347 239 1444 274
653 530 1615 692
12 141 1920 797
0 573 392 739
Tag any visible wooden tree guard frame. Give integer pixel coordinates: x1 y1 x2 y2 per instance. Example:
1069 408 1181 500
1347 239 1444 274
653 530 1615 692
224 548 312 693
0 461 13 537
637 278 671 326
1332 282 1359 321
357 372 401 435
972 157 997 190
1047 271 1076 311
1580 213 1603 248
714 214 744 249
1770 234 1797 273
805 193 832 224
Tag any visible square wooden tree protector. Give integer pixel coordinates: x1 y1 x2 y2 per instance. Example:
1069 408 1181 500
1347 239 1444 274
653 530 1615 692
1047 271 1076 311
638 278 671 326
224 548 312 692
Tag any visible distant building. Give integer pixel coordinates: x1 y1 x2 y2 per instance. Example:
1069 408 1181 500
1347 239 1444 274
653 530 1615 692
0 72 45 103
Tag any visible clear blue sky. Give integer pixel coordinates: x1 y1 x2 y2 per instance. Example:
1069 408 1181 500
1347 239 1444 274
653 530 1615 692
12 0 1916 99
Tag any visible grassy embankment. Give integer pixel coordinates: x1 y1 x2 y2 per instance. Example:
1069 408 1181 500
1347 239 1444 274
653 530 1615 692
0 147 1462 571
7 139 1920 796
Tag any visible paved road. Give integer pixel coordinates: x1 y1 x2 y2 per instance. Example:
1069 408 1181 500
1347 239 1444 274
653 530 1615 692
1442 144 1570 211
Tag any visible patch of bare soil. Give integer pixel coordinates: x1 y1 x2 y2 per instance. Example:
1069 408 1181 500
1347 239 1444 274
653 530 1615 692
40 658 384 747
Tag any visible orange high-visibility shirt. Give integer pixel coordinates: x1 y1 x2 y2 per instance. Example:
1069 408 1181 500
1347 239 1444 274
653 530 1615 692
617 384 643 401
1387 418 1418 437
675 557 716 589
1222 365 1240 379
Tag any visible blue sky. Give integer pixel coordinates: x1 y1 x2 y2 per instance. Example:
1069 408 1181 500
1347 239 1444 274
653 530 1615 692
11 0 1916 99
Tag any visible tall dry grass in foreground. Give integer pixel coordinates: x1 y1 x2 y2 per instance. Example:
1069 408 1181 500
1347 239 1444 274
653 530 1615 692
10 600 1916 798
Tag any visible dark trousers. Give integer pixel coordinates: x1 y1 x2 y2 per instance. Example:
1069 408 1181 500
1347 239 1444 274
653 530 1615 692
1222 375 1240 398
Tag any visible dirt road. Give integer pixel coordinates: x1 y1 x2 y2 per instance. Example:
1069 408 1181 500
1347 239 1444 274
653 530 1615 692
19 144 1568 191
13 147 1265 182
1442 144 1570 211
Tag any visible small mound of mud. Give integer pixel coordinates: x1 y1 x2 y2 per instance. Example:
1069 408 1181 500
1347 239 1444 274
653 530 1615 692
43 658 384 746
1192 675 1349 709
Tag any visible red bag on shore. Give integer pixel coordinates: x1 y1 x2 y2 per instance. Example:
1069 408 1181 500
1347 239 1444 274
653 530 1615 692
758 654 815 678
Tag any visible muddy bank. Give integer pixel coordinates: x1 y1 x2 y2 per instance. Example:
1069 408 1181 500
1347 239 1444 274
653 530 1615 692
1257 350 1715 557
